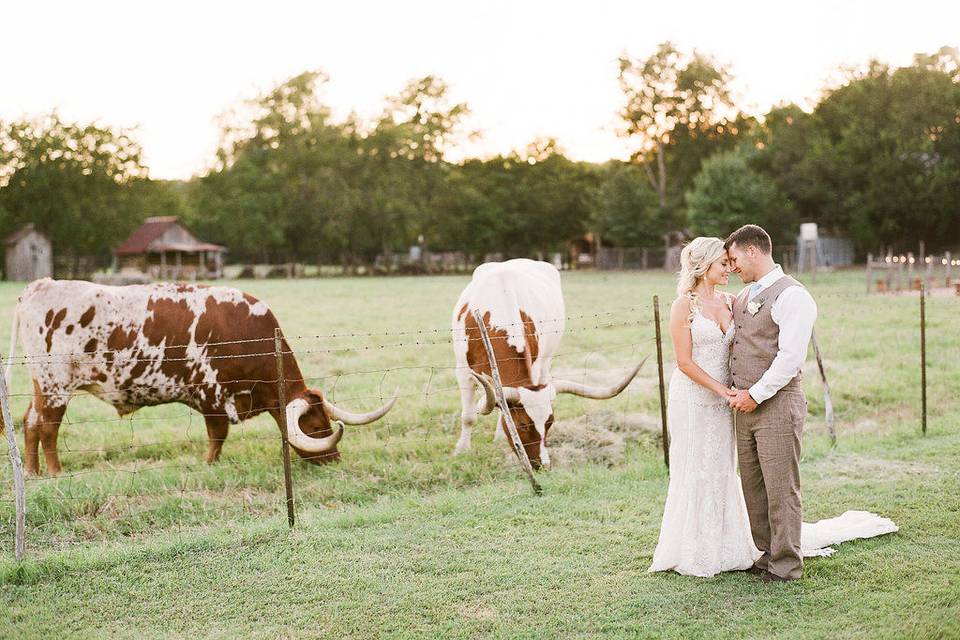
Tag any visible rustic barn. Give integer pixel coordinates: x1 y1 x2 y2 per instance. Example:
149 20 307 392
4 224 53 281
113 216 225 280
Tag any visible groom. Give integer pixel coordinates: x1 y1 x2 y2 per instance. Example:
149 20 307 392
724 225 818 582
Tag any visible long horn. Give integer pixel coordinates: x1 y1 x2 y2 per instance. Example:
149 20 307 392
553 356 649 399
323 390 398 425
285 398 344 453
471 371 497 415
470 370 520 413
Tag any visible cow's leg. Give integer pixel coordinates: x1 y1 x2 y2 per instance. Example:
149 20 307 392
204 415 230 463
22 400 41 476
454 368 477 454
24 391 68 476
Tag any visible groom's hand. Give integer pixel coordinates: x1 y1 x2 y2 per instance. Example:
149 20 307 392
729 389 758 413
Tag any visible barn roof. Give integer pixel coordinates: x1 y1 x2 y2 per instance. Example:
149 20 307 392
4 223 45 246
114 217 224 255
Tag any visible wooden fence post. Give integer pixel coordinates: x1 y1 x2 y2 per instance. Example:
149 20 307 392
920 284 927 436
274 328 297 527
810 331 836 446
0 353 26 561
472 310 542 495
653 296 669 471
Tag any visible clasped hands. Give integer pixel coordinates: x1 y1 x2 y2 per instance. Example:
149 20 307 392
722 386 758 413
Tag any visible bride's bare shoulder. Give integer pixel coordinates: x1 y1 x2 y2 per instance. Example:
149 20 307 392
670 295 692 321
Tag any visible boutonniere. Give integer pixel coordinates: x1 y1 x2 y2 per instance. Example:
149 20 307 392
747 298 766 315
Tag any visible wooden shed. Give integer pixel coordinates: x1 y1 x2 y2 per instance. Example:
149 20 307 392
113 217 225 280
4 224 53 281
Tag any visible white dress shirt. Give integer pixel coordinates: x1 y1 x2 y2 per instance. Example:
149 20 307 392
744 265 818 404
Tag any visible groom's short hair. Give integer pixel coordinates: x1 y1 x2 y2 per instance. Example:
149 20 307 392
724 225 772 255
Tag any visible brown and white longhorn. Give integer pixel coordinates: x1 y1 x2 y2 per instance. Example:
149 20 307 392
3 278 396 475
451 259 644 469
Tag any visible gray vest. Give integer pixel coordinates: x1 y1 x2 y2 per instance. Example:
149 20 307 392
730 275 804 391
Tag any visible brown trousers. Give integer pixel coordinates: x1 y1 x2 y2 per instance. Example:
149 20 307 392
735 384 806 579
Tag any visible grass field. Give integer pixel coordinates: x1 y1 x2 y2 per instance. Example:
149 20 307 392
1 270 959 639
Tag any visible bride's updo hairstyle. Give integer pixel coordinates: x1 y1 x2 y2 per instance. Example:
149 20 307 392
676 237 726 323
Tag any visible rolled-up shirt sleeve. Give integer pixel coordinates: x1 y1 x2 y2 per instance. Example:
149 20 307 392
748 287 818 404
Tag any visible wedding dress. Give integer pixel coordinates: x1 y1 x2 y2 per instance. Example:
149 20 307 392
647 307 898 577
648 306 761 577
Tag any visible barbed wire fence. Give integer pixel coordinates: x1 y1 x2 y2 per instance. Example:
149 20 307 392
2 286 956 561
0 302 663 560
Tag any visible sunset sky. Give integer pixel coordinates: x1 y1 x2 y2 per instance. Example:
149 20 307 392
4 0 958 179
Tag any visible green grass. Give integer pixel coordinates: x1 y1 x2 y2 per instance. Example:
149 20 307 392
1 270 958 638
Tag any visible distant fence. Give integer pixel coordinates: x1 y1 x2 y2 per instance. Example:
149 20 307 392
595 247 670 271
796 237 855 271
866 250 960 294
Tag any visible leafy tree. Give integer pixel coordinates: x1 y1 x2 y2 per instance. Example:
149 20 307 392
591 162 662 247
0 113 148 269
360 75 472 258
617 42 742 215
753 50 960 252
685 149 795 244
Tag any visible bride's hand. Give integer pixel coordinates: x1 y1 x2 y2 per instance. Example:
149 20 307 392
714 384 738 399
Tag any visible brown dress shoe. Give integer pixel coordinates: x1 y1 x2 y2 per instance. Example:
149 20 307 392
761 570 795 583
747 565 766 576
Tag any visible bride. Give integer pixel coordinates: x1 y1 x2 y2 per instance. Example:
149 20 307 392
648 237 761 577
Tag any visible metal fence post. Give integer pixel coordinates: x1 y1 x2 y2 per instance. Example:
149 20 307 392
653 296 669 471
274 328 296 526
0 353 26 561
920 284 927 436
472 310 542 495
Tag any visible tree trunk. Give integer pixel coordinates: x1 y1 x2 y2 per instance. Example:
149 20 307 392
642 140 668 209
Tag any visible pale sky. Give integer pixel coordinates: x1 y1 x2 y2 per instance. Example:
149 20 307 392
4 0 958 180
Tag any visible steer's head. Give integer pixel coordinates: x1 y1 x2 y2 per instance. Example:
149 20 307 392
283 388 397 464
471 356 647 469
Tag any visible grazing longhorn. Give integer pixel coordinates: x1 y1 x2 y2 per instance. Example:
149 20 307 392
451 259 644 469
4 278 396 475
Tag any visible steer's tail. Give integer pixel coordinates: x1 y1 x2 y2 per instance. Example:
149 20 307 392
4 303 19 393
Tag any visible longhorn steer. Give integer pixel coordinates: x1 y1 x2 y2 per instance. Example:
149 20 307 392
3 278 396 475
451 259 644 468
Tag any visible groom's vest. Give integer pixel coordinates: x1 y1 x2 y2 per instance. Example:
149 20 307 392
730 275 804 392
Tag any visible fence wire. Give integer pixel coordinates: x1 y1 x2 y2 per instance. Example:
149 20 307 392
0 306 660 555
2 286 957 558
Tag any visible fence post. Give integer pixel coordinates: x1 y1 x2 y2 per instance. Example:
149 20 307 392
274 328 296 527
472 310 542 495
945 252 952 287
0 353 26 561
653 296 669 471
920 284 927 436
866 253 873 294
810 331 836 446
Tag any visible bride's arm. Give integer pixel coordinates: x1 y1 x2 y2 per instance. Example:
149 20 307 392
669 297 733 398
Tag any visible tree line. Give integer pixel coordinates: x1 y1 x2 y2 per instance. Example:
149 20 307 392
1 43 958 270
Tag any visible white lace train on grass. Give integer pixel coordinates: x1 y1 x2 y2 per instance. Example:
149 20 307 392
802 511 898 557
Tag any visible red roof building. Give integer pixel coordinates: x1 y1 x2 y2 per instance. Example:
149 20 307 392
113 217 225 280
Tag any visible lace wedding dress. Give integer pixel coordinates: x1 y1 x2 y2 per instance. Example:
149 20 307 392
648 307 898 577
648 306 761 577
